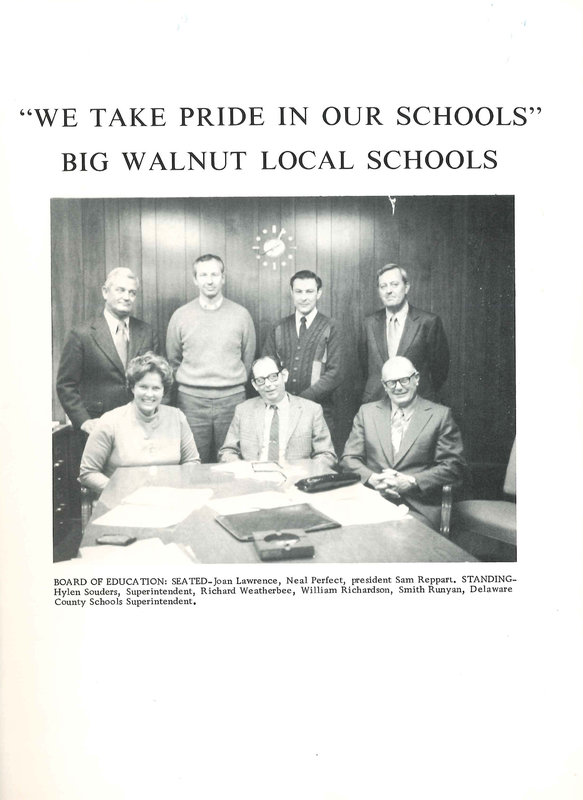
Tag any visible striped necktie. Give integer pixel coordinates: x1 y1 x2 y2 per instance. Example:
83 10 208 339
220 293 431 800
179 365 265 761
299 315 307 342
114 321 128 368
391 408 405 454
267 405 279 461
387 315 399 358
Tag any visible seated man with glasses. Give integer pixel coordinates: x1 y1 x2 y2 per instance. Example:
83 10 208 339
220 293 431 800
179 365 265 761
218 355 336 467
340 356 465 531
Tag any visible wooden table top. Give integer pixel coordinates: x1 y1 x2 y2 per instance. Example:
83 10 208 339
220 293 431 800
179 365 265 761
83 463 476 563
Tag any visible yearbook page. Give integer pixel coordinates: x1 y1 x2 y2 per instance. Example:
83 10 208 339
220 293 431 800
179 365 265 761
1 2 582 799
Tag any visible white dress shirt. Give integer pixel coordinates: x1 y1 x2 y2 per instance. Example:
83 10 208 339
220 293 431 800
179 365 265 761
104 307 130 341
390 398 416 454
295 307 318 336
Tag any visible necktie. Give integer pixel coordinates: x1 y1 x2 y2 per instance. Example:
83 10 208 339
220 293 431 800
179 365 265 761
387 315 399 358
299 315 307 342
115 321 128 368
267 405 279 461
391 408 405 454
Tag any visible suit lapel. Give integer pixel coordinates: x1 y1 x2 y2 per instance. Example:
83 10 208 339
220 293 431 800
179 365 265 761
90 316 125 375
397 305 420 357
372 399 394 465
393 400 433 467
253 399 266 459
128 317 144 361
372 310 388 362
285 395 302 449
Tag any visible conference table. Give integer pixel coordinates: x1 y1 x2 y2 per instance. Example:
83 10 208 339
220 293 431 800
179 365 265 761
82 462 476 563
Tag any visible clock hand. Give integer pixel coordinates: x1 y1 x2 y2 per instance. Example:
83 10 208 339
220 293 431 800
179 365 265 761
264 242 282 255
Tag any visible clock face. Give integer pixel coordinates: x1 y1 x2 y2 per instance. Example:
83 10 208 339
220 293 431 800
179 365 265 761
252 225 296 268
263 238 286 258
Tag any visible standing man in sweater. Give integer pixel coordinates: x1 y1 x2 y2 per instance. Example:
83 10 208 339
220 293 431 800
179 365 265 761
262 270 343 437
166 254 256 462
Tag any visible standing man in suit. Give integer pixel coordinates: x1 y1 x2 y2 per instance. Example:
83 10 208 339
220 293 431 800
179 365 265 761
218 355 336 468
57 267 159 434
262 269 343 436
361 264 449 402
341 356 465 531
166 254 256 463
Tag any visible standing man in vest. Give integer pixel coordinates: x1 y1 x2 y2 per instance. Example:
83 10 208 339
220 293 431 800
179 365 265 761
361 264 450 403
262 269 343 436
166 254 256 462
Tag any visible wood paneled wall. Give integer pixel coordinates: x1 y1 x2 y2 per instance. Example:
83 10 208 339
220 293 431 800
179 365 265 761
51 196 515 463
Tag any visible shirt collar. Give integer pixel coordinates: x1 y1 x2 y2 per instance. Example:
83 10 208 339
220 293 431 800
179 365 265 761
391 396 417 421
104 307 129 336
265 392 290 410
199 295 224 311
385 301 409 324
295 307 318 327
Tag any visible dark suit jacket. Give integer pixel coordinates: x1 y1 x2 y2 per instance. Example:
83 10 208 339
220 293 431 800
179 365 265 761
218 394 337 469
56 315 159 429
360 305 449 402
340 396 465 530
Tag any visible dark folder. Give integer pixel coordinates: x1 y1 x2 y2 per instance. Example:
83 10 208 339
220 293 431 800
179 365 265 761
215 503 341 542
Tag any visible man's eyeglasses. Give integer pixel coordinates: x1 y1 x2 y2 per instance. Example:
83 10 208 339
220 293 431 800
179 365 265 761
253 371 281 386
382 372 418 390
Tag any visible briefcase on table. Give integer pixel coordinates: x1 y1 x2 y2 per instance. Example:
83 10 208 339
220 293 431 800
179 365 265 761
295 472 360 493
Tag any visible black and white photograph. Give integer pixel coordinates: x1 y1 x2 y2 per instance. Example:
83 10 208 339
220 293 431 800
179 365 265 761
51 195 515 564
2 2 582 799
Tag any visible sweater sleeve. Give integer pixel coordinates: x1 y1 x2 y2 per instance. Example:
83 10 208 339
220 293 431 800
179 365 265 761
78 417 115 493
241 310 257 377
165 311 182 374
178 410 201 464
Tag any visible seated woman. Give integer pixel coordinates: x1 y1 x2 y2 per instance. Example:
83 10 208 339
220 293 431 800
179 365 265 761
79 352 200 493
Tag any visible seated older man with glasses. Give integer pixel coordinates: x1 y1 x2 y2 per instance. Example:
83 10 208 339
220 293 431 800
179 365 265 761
340 356 466 531
218 355 336 468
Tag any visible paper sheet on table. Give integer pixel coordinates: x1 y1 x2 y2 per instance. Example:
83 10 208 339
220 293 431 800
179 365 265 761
289 482 410 525
210 461 285 483
122 487 214 510
206 491 296 516
92 487 213 528
79 537 199 564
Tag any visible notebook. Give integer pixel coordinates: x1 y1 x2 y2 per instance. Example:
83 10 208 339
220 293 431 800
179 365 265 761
215 502 340 542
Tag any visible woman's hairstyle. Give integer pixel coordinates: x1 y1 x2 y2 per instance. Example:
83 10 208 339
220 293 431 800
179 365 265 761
126 352 174 393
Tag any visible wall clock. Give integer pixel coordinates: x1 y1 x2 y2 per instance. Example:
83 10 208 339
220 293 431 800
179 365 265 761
252 225 296 269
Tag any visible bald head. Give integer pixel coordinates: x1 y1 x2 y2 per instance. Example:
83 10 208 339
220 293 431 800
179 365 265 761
381 357 419 408
382 357 416 382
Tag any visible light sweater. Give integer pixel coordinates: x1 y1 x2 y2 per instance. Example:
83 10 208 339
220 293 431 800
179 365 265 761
79 402 200 493
166 298 256 398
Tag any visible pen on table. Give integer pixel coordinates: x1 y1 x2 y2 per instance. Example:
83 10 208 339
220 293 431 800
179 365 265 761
304 522 339 533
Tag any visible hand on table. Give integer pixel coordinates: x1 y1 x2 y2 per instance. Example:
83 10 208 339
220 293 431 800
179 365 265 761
367 469 417 499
